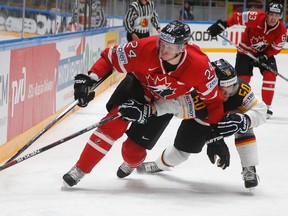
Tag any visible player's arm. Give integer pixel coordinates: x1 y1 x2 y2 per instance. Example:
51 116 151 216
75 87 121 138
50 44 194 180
89 41 140 79
118 91 208 124
226 11 252 26
238 93 267 128
207 11 260 37
229 82 267 128
216 84 266 137
73 47 115 107
88 50 114 81
74 40 140 107
206 11 242 37
265 29 287 57
195 63 224 124
153 90 208 120
152 77 223 123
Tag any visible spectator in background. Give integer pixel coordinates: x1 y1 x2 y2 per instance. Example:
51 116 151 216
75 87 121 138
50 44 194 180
123 0 160 42
179 1 194 21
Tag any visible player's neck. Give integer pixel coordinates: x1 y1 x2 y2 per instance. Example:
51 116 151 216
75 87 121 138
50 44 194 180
163 60 178 72
166 53 182 65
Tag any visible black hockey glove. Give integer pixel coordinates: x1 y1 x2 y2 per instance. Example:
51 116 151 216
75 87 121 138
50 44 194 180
74 74 97 107
257 53 269 65
118 99 152 124
206 132 230 170
207 19 228 37
215 113 250 137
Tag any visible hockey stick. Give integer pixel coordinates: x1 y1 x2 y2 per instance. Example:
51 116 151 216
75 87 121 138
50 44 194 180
0 113 120 172
3 71 113 164
218 34 288 83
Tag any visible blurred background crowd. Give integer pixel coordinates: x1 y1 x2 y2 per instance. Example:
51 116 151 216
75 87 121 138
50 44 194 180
0 0 286 39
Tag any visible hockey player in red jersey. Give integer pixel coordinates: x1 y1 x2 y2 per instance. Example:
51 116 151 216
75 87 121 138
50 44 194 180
207 2 287 119
133 59 266 190
62 20 224 187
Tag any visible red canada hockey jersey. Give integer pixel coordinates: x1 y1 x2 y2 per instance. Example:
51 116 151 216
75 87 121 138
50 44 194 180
89 35 224 123
226 11 287 57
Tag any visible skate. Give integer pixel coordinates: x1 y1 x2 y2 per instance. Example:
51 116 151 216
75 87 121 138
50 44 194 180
137 162 163 174
242 166 259 193
266 107 273 119
62 165 85 188
117 162 135 178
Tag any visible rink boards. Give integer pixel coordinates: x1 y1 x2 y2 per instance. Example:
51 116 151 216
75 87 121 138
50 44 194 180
0 27 126 163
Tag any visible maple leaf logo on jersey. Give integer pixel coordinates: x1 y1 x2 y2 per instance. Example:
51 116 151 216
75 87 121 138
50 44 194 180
146 75 176 99
250 36 267 51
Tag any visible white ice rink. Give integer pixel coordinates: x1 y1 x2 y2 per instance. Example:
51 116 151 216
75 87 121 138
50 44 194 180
1 53 288 216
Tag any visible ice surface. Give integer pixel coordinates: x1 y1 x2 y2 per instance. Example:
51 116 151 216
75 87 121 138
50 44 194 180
1 53 288 216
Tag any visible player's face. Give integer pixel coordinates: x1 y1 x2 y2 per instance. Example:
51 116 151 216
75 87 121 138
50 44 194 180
266 12 281 26
220 85 234 101
158 40 182 61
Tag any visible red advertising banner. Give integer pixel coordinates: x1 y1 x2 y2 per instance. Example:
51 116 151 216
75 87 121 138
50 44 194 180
8 44 60 140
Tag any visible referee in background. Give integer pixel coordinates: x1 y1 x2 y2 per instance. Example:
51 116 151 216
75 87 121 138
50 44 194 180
124 0 161 42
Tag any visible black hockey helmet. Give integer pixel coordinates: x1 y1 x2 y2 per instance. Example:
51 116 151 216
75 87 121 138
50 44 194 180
266 2 283 19
159 20 191 45
212 59 239 95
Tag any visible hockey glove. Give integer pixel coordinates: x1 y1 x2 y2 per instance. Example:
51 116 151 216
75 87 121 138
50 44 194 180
118 99 152 124
216 113 250 137
207 19 228 37
257 53 269 64
74 74 97 107
206 132 230 170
